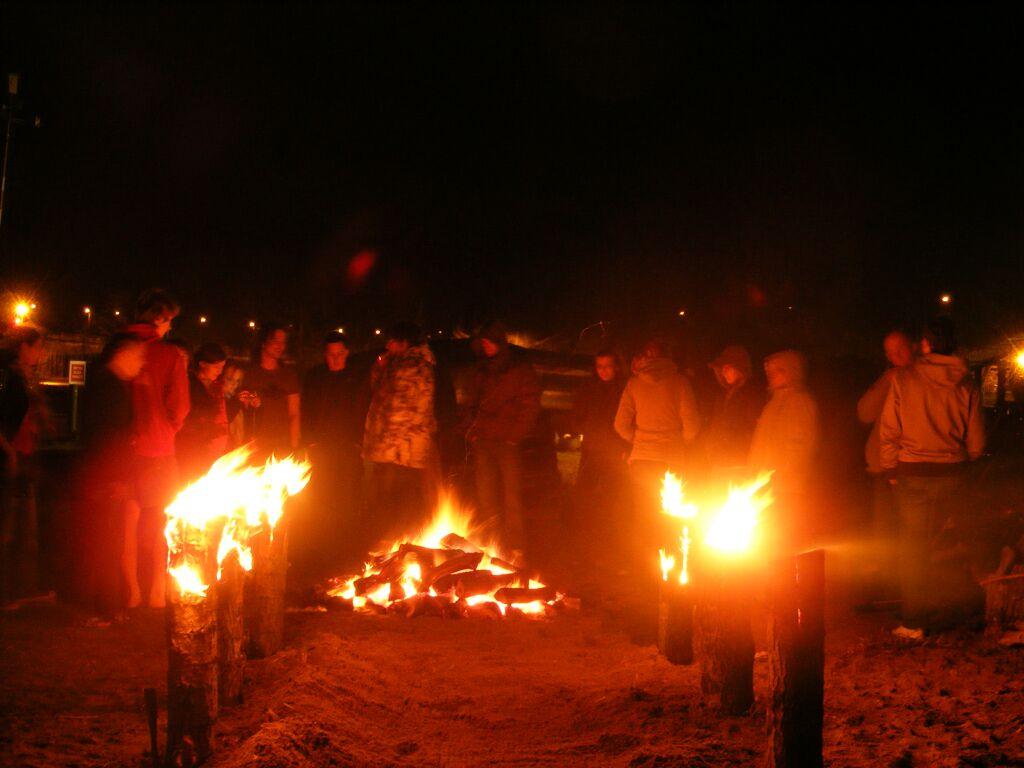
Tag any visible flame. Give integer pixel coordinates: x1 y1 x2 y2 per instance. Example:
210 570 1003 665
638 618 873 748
704 472 773 555
660 471 697 519
327 493 563 618
164 445 311 599
658 549 675 581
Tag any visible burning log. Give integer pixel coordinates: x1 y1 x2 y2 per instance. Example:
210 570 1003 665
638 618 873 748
657 579 694 665
216 554 246 706
422 551 484 588
493 586 557 604
454 571 519 598
696 563 754 715
767 549 825 768
245 524 289 659
165 589 218 767
440 532 481 552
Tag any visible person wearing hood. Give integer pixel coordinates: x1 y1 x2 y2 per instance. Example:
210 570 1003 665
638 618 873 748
364 322 437 540
748 350 819 546
614 338 701 573
879 318 985 639
703 345 765 477
124 289 190 608
856 330 916 603
462 322 541 557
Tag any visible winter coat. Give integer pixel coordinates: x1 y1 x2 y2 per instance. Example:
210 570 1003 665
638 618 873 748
572 377 629 460
462 349 541 445
703 379 765 470
124 323 190 458
748 351 819 495
878 353 985 473
302 364 368 449
857 367 898 474
614 357 701 465
363 344 437 469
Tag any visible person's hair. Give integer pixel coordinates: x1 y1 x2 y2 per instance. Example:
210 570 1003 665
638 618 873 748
99 332 142 365
223 359 244 374
135 288 180 323
594 348 620 365
323 330 349 347
922 316 956 356
639 337 669 359
386 321 421 346
194 342 227 365
257 323 288 350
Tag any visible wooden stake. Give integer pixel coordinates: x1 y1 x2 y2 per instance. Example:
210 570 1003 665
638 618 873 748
657 579 694 665
245 523 288 659
144 687 160 768
217 556 246 706
696 564 754 714
166 594 218 766
767 549 825 768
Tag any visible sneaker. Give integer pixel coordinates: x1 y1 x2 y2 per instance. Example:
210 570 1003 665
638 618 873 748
892 625 925 642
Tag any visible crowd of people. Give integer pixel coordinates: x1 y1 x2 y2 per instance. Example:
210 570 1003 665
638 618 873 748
0 289 986 639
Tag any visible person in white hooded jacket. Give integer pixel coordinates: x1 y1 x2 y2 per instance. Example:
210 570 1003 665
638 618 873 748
878 317 985 638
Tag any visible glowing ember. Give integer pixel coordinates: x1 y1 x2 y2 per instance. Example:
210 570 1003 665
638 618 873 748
164 445 311 600
327 493 569 618
704 472 773 555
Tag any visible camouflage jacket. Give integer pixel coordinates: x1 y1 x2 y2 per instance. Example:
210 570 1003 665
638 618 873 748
363 344 437 468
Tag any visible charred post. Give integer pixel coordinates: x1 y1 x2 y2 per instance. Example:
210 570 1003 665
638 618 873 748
696 564 754 714
245 524 289 659
217 555 246 706
657 579 694 665
166 592 218 767
767 549 825 768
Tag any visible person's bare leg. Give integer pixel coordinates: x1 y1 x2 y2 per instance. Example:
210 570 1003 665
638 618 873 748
147 507 166 608
122 499 142 608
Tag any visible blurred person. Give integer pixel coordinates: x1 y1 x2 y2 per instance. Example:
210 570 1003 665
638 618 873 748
703 345 765 478
571 349 629 563
77 333 146 621
0 326 49 601
856 330 916 604
176 343 230 480
879 318 985 639
220 360 249 447
301 330 368 569
364 323 436 541
614 338 701 572
246 324 301 457
124 288 190 608
748 350 820 550
462 322 541 559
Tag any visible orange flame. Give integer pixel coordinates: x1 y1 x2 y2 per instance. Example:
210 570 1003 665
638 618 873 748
703 472 773 555
164 445 311 600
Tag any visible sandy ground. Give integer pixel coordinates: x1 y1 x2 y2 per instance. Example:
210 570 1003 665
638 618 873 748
2 580 1024 768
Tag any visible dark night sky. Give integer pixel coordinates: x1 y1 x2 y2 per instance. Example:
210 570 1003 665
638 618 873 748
2 3 1023 352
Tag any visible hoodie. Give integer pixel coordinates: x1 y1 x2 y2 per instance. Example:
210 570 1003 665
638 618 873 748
363 343 437 469
614 357 700 464
878 353 985 473
462 329 541 445
748 351 819 495
124 323 190 458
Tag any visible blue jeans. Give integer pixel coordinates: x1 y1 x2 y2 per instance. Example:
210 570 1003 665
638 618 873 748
894 474 962 630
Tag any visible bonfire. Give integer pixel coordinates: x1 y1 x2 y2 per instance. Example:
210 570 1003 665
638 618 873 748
328 495 572 618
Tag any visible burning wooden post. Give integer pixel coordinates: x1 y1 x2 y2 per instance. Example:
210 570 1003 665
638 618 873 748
767 548 825 768
164 518 219 766
695 472 772 715
244 524 288 658
656 473 696 665
696 563 754 714
216 547 247 705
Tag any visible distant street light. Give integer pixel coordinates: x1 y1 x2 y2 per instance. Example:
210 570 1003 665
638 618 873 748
248 320 256 330
114 309 121 317
374 328 382 335
1016 350 1024 370
940 293 952 305
84 306 92 328
336 327 345 334
199 316 207 325
677 309 687 317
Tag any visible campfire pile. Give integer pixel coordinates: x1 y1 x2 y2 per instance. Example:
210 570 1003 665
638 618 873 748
328 498 573 618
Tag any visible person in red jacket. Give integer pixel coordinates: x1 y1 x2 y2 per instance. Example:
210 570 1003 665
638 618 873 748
124 289 190 608
461 322 541 559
